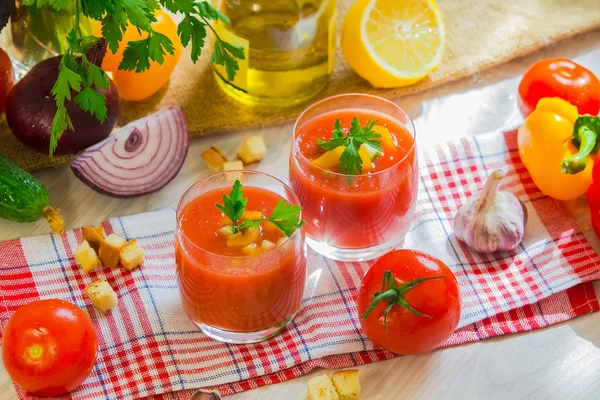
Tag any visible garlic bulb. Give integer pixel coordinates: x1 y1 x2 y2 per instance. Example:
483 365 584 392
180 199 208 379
453 169 527 253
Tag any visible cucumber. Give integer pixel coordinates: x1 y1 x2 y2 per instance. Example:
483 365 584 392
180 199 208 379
0 156 64 232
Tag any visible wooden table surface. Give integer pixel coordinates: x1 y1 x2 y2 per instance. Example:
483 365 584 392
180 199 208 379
2 29 600 400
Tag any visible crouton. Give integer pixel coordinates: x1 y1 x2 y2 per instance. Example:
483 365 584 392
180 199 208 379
223 160 244 181
99 234 126 268
307 375 340 400
74 240 102 273
238 136 266 164
201 147 228 171
82 226 105 252
85 280 118 314
120 239 145 271
332 370 360 400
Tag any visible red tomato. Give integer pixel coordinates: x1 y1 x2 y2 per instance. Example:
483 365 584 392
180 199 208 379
518 58 600 117
2 299 98 396
0 47 14 113
357 250 461 355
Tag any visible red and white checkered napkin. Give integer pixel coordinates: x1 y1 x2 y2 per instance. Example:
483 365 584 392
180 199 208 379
2 130 600 400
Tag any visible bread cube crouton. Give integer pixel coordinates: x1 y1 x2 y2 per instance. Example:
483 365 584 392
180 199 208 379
82 226 105 251
331 370 360 400
201 147 228 171
74 240 102 273
238 136 266 164
85 280 118 314
99 234 126 268
307 375 340 400
223 160 244 181
120 239 145 271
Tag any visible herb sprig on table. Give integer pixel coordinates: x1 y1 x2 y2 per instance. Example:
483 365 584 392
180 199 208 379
216 180 305 237
318 117 382 184
6 0 244 156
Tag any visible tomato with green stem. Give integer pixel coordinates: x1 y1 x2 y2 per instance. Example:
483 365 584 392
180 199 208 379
357 250 461 355
2 299 98 396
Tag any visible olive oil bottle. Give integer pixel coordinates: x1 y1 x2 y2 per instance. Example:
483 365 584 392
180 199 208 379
213 0 336 107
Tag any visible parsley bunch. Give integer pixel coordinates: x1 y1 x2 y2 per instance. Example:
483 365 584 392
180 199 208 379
318 117 382 184
217 180 305 237
16 0 244 155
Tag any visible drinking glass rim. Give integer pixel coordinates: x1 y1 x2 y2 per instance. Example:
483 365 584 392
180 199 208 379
176 170 303 260
292 93 417 178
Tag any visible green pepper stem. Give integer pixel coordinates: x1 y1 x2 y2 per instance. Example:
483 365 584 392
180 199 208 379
562 126 597 174
562 116 600 174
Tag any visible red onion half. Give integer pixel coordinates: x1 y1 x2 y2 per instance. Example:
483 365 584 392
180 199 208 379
71 106 189 198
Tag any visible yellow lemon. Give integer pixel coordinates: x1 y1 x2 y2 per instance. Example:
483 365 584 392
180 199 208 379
342 0 445 88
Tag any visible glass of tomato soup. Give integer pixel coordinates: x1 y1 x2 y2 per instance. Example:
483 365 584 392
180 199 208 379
176 171 307 343
290 93 418 261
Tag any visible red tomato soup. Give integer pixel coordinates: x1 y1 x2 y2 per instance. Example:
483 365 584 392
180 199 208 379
290 108 417 251
176 186 306 333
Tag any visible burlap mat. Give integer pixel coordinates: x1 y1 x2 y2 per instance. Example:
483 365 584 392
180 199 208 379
3 0 600 171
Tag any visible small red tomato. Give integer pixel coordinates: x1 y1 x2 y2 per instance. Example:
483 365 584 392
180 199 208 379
2 299 98 397
518 58 600 117
0 47 14 113
357 250 461 355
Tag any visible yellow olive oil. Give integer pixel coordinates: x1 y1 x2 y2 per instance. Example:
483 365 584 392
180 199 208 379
214 0 336 107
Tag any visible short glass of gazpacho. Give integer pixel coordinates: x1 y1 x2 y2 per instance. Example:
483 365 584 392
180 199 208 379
176 171 306 343
290 93 418 261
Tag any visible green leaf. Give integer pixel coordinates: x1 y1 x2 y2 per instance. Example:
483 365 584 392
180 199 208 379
266 200 305 237
119 38 151 72
317 117 382 184
197 1 230 24
74 87 108 122
177 15 206 62
66 29 78 50
239 201 305 237
82 0 115 20
84 59 110 90
211 40 244 81
215 180 248 226
102 12 128 54
122 0 153 31
148 31 175 64
51 55 82 104
49 106 74 156
161 0 196 13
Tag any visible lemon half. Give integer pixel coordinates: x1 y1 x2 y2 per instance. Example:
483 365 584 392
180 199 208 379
342 0 445 88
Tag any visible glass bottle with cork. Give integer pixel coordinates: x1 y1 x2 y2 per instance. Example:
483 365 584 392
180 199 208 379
213 0 336 107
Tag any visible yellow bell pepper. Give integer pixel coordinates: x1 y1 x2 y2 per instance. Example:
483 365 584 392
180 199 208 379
517 97 599 201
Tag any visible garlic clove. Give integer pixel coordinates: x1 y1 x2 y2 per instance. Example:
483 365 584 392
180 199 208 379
453 169 526 253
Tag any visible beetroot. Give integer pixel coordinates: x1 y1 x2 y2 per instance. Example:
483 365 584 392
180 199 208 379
5 42 120 155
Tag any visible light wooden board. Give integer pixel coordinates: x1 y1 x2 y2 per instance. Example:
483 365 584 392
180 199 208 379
2 29 600 400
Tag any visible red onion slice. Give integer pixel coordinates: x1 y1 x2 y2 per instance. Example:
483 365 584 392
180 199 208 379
71 106 189 198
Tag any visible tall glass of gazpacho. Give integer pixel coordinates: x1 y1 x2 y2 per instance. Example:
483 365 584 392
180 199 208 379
176 171 306 343
290 93 417 261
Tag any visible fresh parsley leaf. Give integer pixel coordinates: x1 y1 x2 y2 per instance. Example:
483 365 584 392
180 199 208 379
51 55 82 104
197 1 230 24
82 0 115 20
216 180 248 226
318 117 382 184
240 201 305 237
74 87 108 122
211 39 245 81
160 0 195 14
119 38 151 72
148 31 175 63
84 58 110 89
50 106 74 155
122 0 154 31
101 11 128 54
177 15 206 62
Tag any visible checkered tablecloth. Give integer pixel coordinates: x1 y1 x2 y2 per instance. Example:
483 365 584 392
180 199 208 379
1 130 599 400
